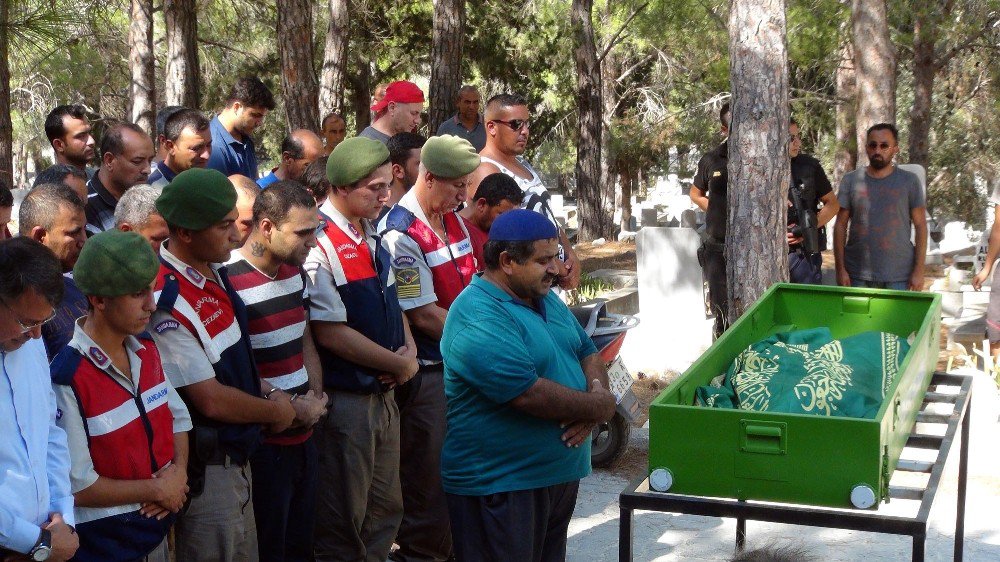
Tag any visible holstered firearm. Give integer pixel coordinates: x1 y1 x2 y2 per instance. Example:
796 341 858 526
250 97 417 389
789 180 819 255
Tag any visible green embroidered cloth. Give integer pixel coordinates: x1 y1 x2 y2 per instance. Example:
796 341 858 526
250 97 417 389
695 327 910 419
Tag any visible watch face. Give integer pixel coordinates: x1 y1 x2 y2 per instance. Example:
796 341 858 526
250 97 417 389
32 546 51 561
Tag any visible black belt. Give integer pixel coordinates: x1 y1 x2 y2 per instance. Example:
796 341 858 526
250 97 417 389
418 363 443 373
205 451 247 467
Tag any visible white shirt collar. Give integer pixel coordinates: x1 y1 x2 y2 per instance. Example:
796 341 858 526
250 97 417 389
160 240 223 289
319 199 376 244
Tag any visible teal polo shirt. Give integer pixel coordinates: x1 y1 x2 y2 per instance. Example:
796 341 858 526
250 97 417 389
440 274 598 496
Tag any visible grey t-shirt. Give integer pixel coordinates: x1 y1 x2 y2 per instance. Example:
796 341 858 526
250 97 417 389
358 126 391 144
436 115 486 152
837 167 926 282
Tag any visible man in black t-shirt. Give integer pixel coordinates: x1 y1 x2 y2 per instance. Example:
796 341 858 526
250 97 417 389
690 103 731 339
787 119 839 283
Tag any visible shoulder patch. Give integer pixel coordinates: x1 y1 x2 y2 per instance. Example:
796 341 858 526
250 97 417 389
393 256 416 267
712 171 722 177
395 267 421 299
382 205 416 235
154 319 180 334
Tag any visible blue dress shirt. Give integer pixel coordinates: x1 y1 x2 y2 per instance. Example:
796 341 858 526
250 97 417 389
206 116 259 179
0 337 75 554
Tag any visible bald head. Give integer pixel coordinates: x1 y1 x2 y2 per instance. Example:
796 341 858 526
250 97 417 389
280 129 325 181
229 174 260 247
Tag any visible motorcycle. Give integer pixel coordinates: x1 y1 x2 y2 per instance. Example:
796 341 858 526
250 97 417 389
570 299 641 468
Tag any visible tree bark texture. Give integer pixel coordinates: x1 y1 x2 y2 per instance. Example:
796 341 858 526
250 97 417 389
726 0 790 319
834 39 857 186
429 0 465 134
572 0 610 242
128 0 155 135
907 3 943 172
348 58 372 131
165 0 200 108
277 0 320 131
0 0 12 187
601 39 621 236
319 0 349 120
851 0 896 167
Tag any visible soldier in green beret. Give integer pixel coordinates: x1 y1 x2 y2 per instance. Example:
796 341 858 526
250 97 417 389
50 230 193 562
378 134 482 561
149 167 296 562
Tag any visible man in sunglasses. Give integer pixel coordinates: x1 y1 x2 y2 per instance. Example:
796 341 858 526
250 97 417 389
467 94 581 290
834 123 927 291
0 237 80 562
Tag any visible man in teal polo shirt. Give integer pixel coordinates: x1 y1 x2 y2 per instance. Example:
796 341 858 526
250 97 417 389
440 209 615 561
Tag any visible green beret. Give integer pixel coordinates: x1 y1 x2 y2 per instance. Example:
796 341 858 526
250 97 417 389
327 137 390 187
155 168 237 230
421 135 481 179
73 230 159 297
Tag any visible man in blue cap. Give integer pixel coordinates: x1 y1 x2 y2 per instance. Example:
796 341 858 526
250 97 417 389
439 209 616 561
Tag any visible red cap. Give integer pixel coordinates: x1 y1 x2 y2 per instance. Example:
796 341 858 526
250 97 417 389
371 80 425 112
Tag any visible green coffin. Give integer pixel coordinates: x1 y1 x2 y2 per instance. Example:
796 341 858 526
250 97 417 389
647 283 941 509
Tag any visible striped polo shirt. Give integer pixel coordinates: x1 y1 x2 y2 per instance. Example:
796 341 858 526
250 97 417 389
226 251 311 445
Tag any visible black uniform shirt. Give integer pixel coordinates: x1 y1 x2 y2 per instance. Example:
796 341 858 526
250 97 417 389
789 154 833 250
694 141 728 242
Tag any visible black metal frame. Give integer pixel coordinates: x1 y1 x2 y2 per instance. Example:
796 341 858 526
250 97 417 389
619 372 973 561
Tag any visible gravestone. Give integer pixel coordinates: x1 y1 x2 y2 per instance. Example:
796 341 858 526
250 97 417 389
624 227 713 373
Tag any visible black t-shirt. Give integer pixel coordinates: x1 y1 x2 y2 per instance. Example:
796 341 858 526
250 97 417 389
694 141 728 242
789 154 833 250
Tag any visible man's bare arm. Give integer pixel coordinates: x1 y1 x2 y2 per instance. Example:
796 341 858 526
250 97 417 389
311 320 417 379
180 378 294 429
508 377 615 423
689 185 709 212
833 207 851 286
910 207 928 291
974 205 1000 290
816 192 840 227
405 303 449 341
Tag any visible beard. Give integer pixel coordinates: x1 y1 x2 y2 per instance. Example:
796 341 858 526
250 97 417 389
869 156 890 170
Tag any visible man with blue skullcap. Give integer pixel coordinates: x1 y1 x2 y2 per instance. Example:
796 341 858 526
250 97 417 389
439 209 616 561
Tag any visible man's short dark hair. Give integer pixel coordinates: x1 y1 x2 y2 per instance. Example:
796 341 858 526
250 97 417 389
156 105 187 138
731 544 816 562
252 180 316 226
226 76 276 110
483 239 539 270
455 85 479 102
301 157 331 201
387 133 427 167
100 121 148 157
473 173 524 207
0 179 12 208
485 94 528 115
19 183 84 235
720 102 731 127
321 113 344 129
164 109 210 142
33 164 87 188
867 122 899 142
0 237 64 306
281 134 305 160
44 104 88 144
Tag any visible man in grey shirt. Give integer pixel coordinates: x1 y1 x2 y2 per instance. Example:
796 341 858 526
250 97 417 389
834 123 927 290
359 80 424 144
436 85 486 152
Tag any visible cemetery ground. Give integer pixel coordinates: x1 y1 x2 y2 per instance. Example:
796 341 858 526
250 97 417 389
568 242 1000 561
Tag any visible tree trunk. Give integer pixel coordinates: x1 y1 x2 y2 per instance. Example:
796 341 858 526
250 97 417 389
727 0 790 319
128 0 155 134
851 0 896 166
601 30 621 238
907 3 940 171
164 0 200 108
348 59 372 132
429 0 465 134
277 0 320 131
833 39 857 186
319 0 349 120
572 0 609 242
0 0 12 187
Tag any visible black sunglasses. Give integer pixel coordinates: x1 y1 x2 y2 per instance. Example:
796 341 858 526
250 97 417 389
866 141 894 150
490 119 530 131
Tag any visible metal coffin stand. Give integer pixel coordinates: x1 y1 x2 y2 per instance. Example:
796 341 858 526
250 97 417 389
619 372 972 562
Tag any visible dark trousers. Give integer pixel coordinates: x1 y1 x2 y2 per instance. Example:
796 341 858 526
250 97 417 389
393 368 452 561
249 438 319 562
702 242 729 339
446 481 581 562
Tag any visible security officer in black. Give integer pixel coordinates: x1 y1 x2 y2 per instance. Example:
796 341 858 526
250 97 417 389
691 103 731 339
787 119 839 283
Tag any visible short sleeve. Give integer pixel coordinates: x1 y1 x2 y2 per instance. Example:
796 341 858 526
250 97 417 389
303 246 348 323
814 162 833 198
164 375 193 433
693 153 710 191
444 309 538 404
148 310 216 388
381 230 438 310
837 174 854 210
909 174 926 209
52 384 99 495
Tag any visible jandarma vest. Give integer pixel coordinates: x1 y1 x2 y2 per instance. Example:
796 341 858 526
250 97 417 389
314 213 405 393
382 207 476 362
153 258 261 462
50 335 176 562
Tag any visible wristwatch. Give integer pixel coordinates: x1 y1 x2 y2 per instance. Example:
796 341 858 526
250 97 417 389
29 529 52 561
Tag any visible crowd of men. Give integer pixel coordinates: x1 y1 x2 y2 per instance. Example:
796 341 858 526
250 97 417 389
691 102 928 337
0 76 612 562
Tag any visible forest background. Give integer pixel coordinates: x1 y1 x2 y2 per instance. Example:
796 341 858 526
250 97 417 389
2 0 999 241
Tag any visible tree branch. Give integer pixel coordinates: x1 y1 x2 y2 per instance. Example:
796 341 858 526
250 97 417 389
597 1 650 64
934 21 999 70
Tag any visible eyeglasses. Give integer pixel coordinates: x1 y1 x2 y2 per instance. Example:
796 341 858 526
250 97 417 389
490 119 530 132
0 296 57 334
866 141 895 150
